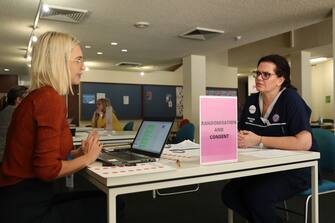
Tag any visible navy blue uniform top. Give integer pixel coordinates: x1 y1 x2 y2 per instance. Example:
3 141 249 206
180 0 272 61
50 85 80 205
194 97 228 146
239 88 317 151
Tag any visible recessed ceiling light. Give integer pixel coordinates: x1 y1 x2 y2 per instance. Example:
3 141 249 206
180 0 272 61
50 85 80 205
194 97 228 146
97 52 103 55
235 36 242 41
121 49 128 53
140 72 144 76
42 4 50 13
85 45 92 49
111 42 118 46
310 57 328 64
134 21 150 29
32 35 38 42
4 68 10 72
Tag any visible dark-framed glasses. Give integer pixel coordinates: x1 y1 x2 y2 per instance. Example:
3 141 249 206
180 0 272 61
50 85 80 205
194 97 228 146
252 70 274 80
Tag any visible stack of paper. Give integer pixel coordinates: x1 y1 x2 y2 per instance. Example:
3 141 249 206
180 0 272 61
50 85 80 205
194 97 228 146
88 162 175 178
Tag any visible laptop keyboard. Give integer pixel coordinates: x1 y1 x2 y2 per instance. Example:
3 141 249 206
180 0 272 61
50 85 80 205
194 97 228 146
112 151 148 161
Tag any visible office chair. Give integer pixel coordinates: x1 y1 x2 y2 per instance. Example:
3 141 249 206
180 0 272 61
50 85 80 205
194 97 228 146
123 121 134 131
174 123 195 143
283 128 335 223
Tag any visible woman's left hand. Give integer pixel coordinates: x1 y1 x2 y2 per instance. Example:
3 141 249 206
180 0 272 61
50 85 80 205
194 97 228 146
238 130 261 148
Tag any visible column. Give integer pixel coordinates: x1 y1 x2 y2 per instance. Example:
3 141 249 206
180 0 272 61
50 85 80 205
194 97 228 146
333 8 335 122
290 51 312 106
183 55 206 142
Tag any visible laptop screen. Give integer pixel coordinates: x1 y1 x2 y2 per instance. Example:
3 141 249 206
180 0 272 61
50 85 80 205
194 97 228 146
132 120 173 154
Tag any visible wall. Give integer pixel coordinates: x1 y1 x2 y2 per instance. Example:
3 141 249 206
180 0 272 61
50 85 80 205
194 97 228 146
310 60 334 121
81 56 237 88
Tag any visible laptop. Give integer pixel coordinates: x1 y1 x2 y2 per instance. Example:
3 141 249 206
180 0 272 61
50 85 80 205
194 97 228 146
98 118 174 165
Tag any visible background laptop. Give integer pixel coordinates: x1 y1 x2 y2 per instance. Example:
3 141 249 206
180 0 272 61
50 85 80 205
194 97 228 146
99 118 174 165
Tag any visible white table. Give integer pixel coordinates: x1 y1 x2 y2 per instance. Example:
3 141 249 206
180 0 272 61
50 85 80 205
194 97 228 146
85 150 320 223
72 130 136 146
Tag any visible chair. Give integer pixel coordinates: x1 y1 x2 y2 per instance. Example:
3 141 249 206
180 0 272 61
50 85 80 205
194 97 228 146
174 123 195 143
123 121 134 131
284 128 335 223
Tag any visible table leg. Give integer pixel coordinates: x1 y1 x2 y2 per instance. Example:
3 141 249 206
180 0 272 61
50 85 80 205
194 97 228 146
108 190 117 223
311 162 319 223
228 208 234 223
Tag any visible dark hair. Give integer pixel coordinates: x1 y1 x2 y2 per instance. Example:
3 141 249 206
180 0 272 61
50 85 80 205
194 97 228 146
257 54 295 90
1 86 28 110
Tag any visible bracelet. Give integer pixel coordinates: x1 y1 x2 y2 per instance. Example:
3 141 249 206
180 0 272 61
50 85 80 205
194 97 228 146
259 136 264 148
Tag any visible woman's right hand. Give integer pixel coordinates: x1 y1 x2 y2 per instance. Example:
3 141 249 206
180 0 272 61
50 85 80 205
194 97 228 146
82 130 103 165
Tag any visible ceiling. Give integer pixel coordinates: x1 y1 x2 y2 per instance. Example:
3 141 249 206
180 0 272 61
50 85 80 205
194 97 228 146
0 0 334 76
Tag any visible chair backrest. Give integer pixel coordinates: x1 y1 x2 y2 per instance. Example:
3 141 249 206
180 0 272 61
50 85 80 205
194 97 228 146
175 123 195 143
311 128 335 172
123 121 134 131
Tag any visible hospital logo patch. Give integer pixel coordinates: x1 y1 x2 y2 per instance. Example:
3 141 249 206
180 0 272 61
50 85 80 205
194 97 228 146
272 114 280 122
249 105 256 114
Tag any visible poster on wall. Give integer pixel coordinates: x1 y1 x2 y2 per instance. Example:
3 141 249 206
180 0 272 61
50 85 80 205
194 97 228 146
199 96 237 165
83 94 95 104
96 93 106 100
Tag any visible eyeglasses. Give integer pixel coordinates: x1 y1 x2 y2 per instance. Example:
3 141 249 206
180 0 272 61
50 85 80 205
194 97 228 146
71 58 84 64
252 70 275 80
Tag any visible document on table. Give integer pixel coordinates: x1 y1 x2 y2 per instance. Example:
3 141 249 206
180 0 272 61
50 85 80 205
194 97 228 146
88 162 175 178
240 148 302 158
161 140 200 161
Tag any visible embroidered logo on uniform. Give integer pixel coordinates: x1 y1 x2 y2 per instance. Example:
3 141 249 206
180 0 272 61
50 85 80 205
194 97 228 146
272 114 280 122
249 105 256 114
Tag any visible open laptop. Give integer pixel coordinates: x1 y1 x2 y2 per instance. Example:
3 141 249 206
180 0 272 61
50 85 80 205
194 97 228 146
98 118 174 165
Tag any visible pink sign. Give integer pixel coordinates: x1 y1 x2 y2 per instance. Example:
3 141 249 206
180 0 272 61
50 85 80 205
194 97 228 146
200 96 237 165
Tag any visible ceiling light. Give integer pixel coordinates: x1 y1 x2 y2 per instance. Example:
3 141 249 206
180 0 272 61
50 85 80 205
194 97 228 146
85 45 92 49
27 64 31 68
4 68 10 72
235 35 242 41
134 21 150 29
42 4 50 13
32 35 38 42
97 52 103 55
140 72 144 76
111 42 118 46
310 57 328 64
121 49 128 53
237 73 241 76
26 55 32 62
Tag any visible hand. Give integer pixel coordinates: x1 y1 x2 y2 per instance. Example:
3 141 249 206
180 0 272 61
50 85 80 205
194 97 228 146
238 130 261 148
81 130 98 154
82 131 103 165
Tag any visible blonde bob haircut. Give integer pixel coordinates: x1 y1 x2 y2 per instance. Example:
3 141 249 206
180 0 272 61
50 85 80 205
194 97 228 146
30 31 80 95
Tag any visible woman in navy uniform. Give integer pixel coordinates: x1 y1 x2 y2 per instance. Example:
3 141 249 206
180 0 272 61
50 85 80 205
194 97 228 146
221 54 317 223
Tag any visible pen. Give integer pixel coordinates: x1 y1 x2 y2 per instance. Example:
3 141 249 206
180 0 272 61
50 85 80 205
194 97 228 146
176 159 181 168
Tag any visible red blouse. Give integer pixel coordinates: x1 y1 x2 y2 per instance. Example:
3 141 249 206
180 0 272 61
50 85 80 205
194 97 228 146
0 86 73 186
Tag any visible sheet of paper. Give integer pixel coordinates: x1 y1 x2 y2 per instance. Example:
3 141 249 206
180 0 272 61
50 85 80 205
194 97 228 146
88 162 175 178
168 140 200 150
241 149 302 158
161 149 199 161
123 96 129 105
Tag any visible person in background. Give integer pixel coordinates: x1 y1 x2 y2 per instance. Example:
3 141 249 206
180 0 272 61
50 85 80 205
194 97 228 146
0 31 123 223
91 98 122 130
0 86 28 162
221 54 317 223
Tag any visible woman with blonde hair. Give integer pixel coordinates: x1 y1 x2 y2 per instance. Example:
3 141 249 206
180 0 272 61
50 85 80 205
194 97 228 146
0 32 122 223
92 98 122 130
